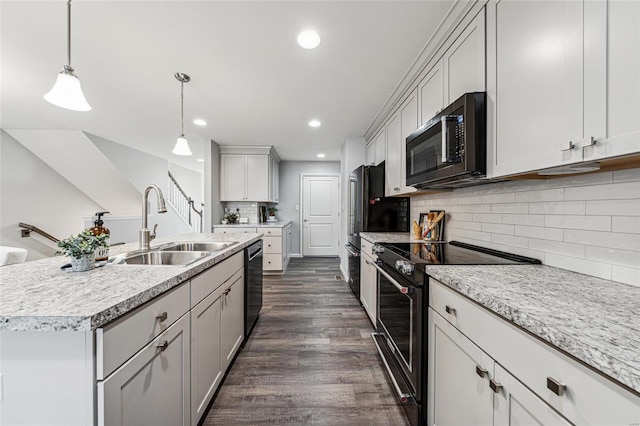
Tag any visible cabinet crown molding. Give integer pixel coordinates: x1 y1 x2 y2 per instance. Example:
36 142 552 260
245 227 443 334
219 145 281 162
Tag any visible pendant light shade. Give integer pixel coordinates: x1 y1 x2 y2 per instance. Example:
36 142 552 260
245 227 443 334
44 67 91 111
44 0 91 111
172 73 192 156
172 135 192 156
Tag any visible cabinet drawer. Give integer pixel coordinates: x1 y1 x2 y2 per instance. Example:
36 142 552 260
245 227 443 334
263 236 282 254
263 253 283 271
191 251 243 307
429 279 640 425
96 283 190 380
257 227 282 236
213 227 256 234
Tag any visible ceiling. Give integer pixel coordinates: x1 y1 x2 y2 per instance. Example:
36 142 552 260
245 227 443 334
0 1 453 171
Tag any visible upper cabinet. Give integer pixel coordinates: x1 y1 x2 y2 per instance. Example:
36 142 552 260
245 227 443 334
220 146 281 202
366 128 386 167
386 89 418 196
487 0 640 178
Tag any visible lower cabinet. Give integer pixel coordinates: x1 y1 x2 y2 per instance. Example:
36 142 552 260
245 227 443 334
359 238 377 326
430 311 570 426
259 226 290 273
428 279 640 426
221 270 245 372
98 313 191 426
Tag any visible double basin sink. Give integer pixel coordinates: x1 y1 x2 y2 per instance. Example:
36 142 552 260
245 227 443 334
110 241 239 267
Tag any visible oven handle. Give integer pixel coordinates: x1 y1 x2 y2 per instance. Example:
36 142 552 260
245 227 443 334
344 244 360 257
372 262 410 294
372 333 412 403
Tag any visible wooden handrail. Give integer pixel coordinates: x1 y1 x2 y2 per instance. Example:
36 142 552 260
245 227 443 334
18 222 59 243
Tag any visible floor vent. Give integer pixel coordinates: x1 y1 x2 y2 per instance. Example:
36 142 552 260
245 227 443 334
335 275 343 281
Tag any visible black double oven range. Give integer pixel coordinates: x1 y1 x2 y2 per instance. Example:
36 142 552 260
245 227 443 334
371 240 540 426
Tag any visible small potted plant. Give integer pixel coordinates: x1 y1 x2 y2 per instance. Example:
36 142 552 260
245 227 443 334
267 207 277 221
58 229 109 272
224 212 239 224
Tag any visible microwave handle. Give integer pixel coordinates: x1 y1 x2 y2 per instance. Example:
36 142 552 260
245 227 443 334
441 115 462 163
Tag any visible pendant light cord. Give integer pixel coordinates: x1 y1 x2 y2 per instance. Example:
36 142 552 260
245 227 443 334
180 80 185 136
67 0 72 69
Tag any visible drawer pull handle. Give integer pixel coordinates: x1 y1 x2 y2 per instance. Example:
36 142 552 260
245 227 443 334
157 340 169 351
475 365 488 378
224 288 231 296
546 377 566 396
156 312 168 322
445 305 456 315
489 379 502 394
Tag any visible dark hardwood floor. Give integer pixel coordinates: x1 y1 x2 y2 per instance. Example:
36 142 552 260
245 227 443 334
203 257 408 425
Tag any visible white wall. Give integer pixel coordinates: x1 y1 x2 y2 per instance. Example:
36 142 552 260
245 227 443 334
411 168 640 287
278 161 341 255
340 137 366 278
204 140 224 231
168 163 203 207
0 131 103 260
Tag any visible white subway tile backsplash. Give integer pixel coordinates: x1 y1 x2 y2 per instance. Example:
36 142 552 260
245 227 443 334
515 188 564 203
410 168 640 286
612 216 640 234
492 203 529 214
614 168 640 183
481 223 514 235
564 229 640 251
514 225 563 241
528 239 585 259
502 214 545 226
585 246 640 269
528 201 586 215
612 266 640 288
565 181 640 201
586 199 640 216
544 215 611 231
545 171 612 189
472 213 502 223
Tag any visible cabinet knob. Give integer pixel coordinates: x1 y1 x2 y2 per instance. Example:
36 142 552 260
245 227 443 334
445 305 456 315
475 365 488 378
489 379 503 394
156 312 168 322
224 288 231 296
546 377 567 396
157 340 169 352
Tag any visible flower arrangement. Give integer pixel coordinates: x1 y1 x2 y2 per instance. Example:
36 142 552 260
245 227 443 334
58 230 109 259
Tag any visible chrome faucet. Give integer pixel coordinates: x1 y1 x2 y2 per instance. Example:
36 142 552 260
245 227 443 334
140 184 168 250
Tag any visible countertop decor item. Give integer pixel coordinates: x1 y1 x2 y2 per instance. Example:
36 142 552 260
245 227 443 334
57 229 109 272
422 210 445 241
267 207 277 221
224 212 238 224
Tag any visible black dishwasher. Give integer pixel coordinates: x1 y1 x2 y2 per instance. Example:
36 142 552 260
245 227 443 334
243 240 263 346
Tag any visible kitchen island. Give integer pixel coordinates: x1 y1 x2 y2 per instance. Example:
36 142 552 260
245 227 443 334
0 232 262 426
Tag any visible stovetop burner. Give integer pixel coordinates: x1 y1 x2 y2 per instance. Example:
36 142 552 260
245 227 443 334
377 240 541 287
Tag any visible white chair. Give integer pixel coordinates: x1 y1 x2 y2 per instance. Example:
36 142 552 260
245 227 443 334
0 246 28 266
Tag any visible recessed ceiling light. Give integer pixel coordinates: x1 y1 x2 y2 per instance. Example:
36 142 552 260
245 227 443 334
193 118 207 126
308 119 321 128
297 30 321 49
317 153 326 158
196 158 205 162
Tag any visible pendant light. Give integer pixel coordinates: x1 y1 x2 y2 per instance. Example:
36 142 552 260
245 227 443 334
172 73 192 156
44 0 91 111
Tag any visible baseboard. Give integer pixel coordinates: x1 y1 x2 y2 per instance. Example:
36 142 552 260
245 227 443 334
290 253 303 258
339 264 348 282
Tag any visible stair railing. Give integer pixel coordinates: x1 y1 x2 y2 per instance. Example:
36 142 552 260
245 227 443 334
18 223 59 243
167 171 204 232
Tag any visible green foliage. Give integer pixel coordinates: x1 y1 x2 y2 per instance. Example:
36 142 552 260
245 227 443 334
57 230 109 259
224 212 239 223
268 207 278 215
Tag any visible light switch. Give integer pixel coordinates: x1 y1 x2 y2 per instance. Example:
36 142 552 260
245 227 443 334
295 204 299 211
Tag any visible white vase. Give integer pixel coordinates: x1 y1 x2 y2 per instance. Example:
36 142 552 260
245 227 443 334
70 253 95 272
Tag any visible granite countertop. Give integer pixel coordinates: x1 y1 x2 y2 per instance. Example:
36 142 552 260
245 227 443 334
215 220 292 228
0 232 262 332
360 232 427 244
426 264 640 395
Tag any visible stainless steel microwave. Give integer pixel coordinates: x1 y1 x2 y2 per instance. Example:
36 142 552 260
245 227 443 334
405 92 486 189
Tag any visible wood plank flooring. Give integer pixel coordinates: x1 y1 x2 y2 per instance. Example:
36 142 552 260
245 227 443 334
203 257 409 425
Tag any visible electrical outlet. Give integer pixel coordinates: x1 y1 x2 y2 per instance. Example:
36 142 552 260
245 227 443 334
295 204 299 211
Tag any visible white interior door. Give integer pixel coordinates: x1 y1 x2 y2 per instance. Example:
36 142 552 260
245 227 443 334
302 175 340 256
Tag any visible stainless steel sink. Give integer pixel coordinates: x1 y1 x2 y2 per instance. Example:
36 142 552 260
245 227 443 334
158 241 238 252
113 250 211 267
